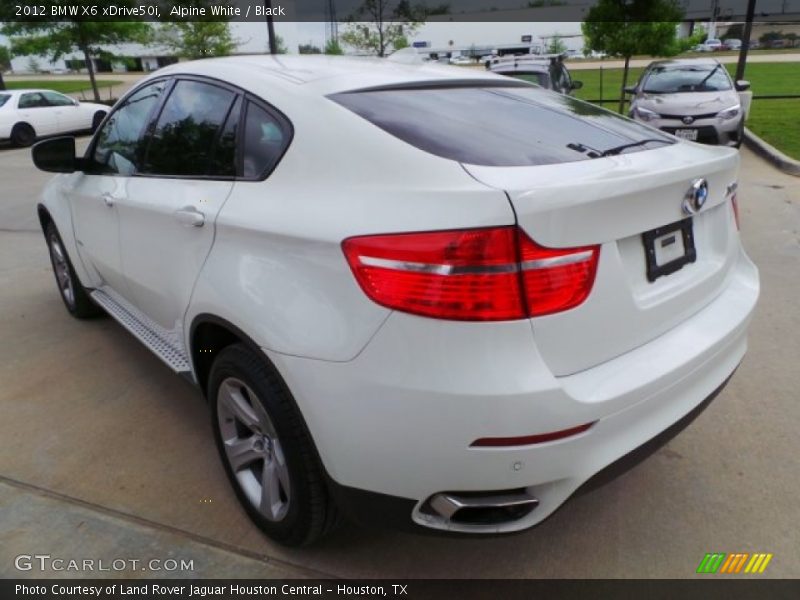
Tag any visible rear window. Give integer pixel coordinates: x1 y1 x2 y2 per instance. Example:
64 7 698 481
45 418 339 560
0 94 10 108
330 85 673 166
508 72 549 87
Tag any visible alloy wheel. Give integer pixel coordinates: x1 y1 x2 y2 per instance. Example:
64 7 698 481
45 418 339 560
216 377 291 521
48 235 75 308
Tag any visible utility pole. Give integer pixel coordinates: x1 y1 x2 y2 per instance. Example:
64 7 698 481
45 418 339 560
265 0 277 54
735 0 757 81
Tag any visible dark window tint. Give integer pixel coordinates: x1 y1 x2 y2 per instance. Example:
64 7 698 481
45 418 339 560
93 80 167 176
19 93 48 108
0 94 10 107
331 86 673 167
143 80 235 176
42 91 75 106
242 102 288 178
207 97 241 177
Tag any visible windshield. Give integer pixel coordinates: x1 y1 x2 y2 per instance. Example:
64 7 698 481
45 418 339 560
0 94 10 108
331 85 673 167
642 65 732 93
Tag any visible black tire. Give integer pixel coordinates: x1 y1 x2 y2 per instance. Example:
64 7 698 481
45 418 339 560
91 111 106 133
44 222 103 319
209 344 338 546
11 123 36 147
734 120 745 149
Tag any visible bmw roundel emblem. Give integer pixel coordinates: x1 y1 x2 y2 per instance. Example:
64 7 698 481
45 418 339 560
683 179 709 215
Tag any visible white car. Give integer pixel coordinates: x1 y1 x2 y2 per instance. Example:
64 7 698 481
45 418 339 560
0 89 108 146
32 56 759 546
697 39 723 52
449 55 474 65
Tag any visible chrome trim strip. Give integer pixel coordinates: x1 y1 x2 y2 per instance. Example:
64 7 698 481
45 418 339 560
358 255 518 275
520 250 594 270
358 251 593 276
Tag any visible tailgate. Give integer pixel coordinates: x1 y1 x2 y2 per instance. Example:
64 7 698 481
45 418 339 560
464 142 742 376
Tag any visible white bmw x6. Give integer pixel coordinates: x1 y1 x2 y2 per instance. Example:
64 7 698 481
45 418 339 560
33 56 759 546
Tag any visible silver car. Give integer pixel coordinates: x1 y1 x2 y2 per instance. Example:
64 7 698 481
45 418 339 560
626 59 750 148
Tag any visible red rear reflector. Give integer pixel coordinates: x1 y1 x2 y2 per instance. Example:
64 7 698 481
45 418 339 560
731 194 740 230
342 227 599 321
471 422 596 447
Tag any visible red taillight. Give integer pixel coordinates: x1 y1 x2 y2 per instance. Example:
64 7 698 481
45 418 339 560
342 227 599 321
518 233 600 317
731 194 741 230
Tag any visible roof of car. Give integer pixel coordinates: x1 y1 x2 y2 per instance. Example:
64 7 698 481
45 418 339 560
153 54 508 95
648 58 721 68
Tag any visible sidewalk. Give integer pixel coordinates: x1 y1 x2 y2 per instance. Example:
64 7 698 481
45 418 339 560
0 477 326 579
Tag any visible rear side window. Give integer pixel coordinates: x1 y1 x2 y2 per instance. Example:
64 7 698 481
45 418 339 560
0 94 10 107
142 80 236 177
242 102 289 179
19 93 48 108
331 86 673 166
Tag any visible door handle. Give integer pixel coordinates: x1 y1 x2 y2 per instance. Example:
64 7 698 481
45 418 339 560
174 206 205 227
101 192 121 207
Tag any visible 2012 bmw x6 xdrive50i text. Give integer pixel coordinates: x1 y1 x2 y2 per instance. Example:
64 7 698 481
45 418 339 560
32 56 759 546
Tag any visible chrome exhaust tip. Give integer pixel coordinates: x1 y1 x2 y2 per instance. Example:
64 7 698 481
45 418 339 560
425 489 539 526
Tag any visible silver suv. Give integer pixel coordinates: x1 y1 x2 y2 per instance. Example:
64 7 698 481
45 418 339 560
626 59 750 148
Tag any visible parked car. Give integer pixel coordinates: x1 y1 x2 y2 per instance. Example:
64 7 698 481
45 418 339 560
0 89 107 147
488 55 583 95
449 55 475 66
627 59 749 147
722 38 742 50
32 56 758 546
697 39 723 52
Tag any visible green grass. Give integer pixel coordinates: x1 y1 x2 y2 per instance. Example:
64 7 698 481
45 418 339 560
747 100 800 159
572 63 800 103
571 62 800 158
3 79 122 94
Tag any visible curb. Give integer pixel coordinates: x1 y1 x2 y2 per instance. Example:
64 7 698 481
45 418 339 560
743 127 800 177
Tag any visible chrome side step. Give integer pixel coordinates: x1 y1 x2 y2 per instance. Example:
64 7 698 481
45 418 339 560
91 288 192 374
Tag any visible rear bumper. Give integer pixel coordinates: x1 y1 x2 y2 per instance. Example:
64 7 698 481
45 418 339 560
267 246 759 534
328 370 733 535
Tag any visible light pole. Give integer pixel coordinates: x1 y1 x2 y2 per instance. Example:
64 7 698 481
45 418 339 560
265 0 277 54
735 0 757 82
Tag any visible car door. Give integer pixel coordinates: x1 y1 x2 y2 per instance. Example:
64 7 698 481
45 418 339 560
41 91 85 132
17 92 59 135
116 78 242 334
67 80 169 295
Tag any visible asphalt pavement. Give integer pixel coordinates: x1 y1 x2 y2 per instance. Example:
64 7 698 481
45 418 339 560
0 140 798 578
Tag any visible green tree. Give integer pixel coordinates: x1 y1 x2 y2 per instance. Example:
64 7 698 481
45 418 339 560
272 35 289 54
582 0 684 113
324 39 344 55
0 45 11 91
156 22 237 60
546 36 567 54
722 23 745 40
2 13 151 102
341 0 424 57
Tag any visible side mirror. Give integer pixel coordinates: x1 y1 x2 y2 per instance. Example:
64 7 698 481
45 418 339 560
72 99 80 106
735 80 751 91
32 136 79 173
571 80 583 90
624 85 637 95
